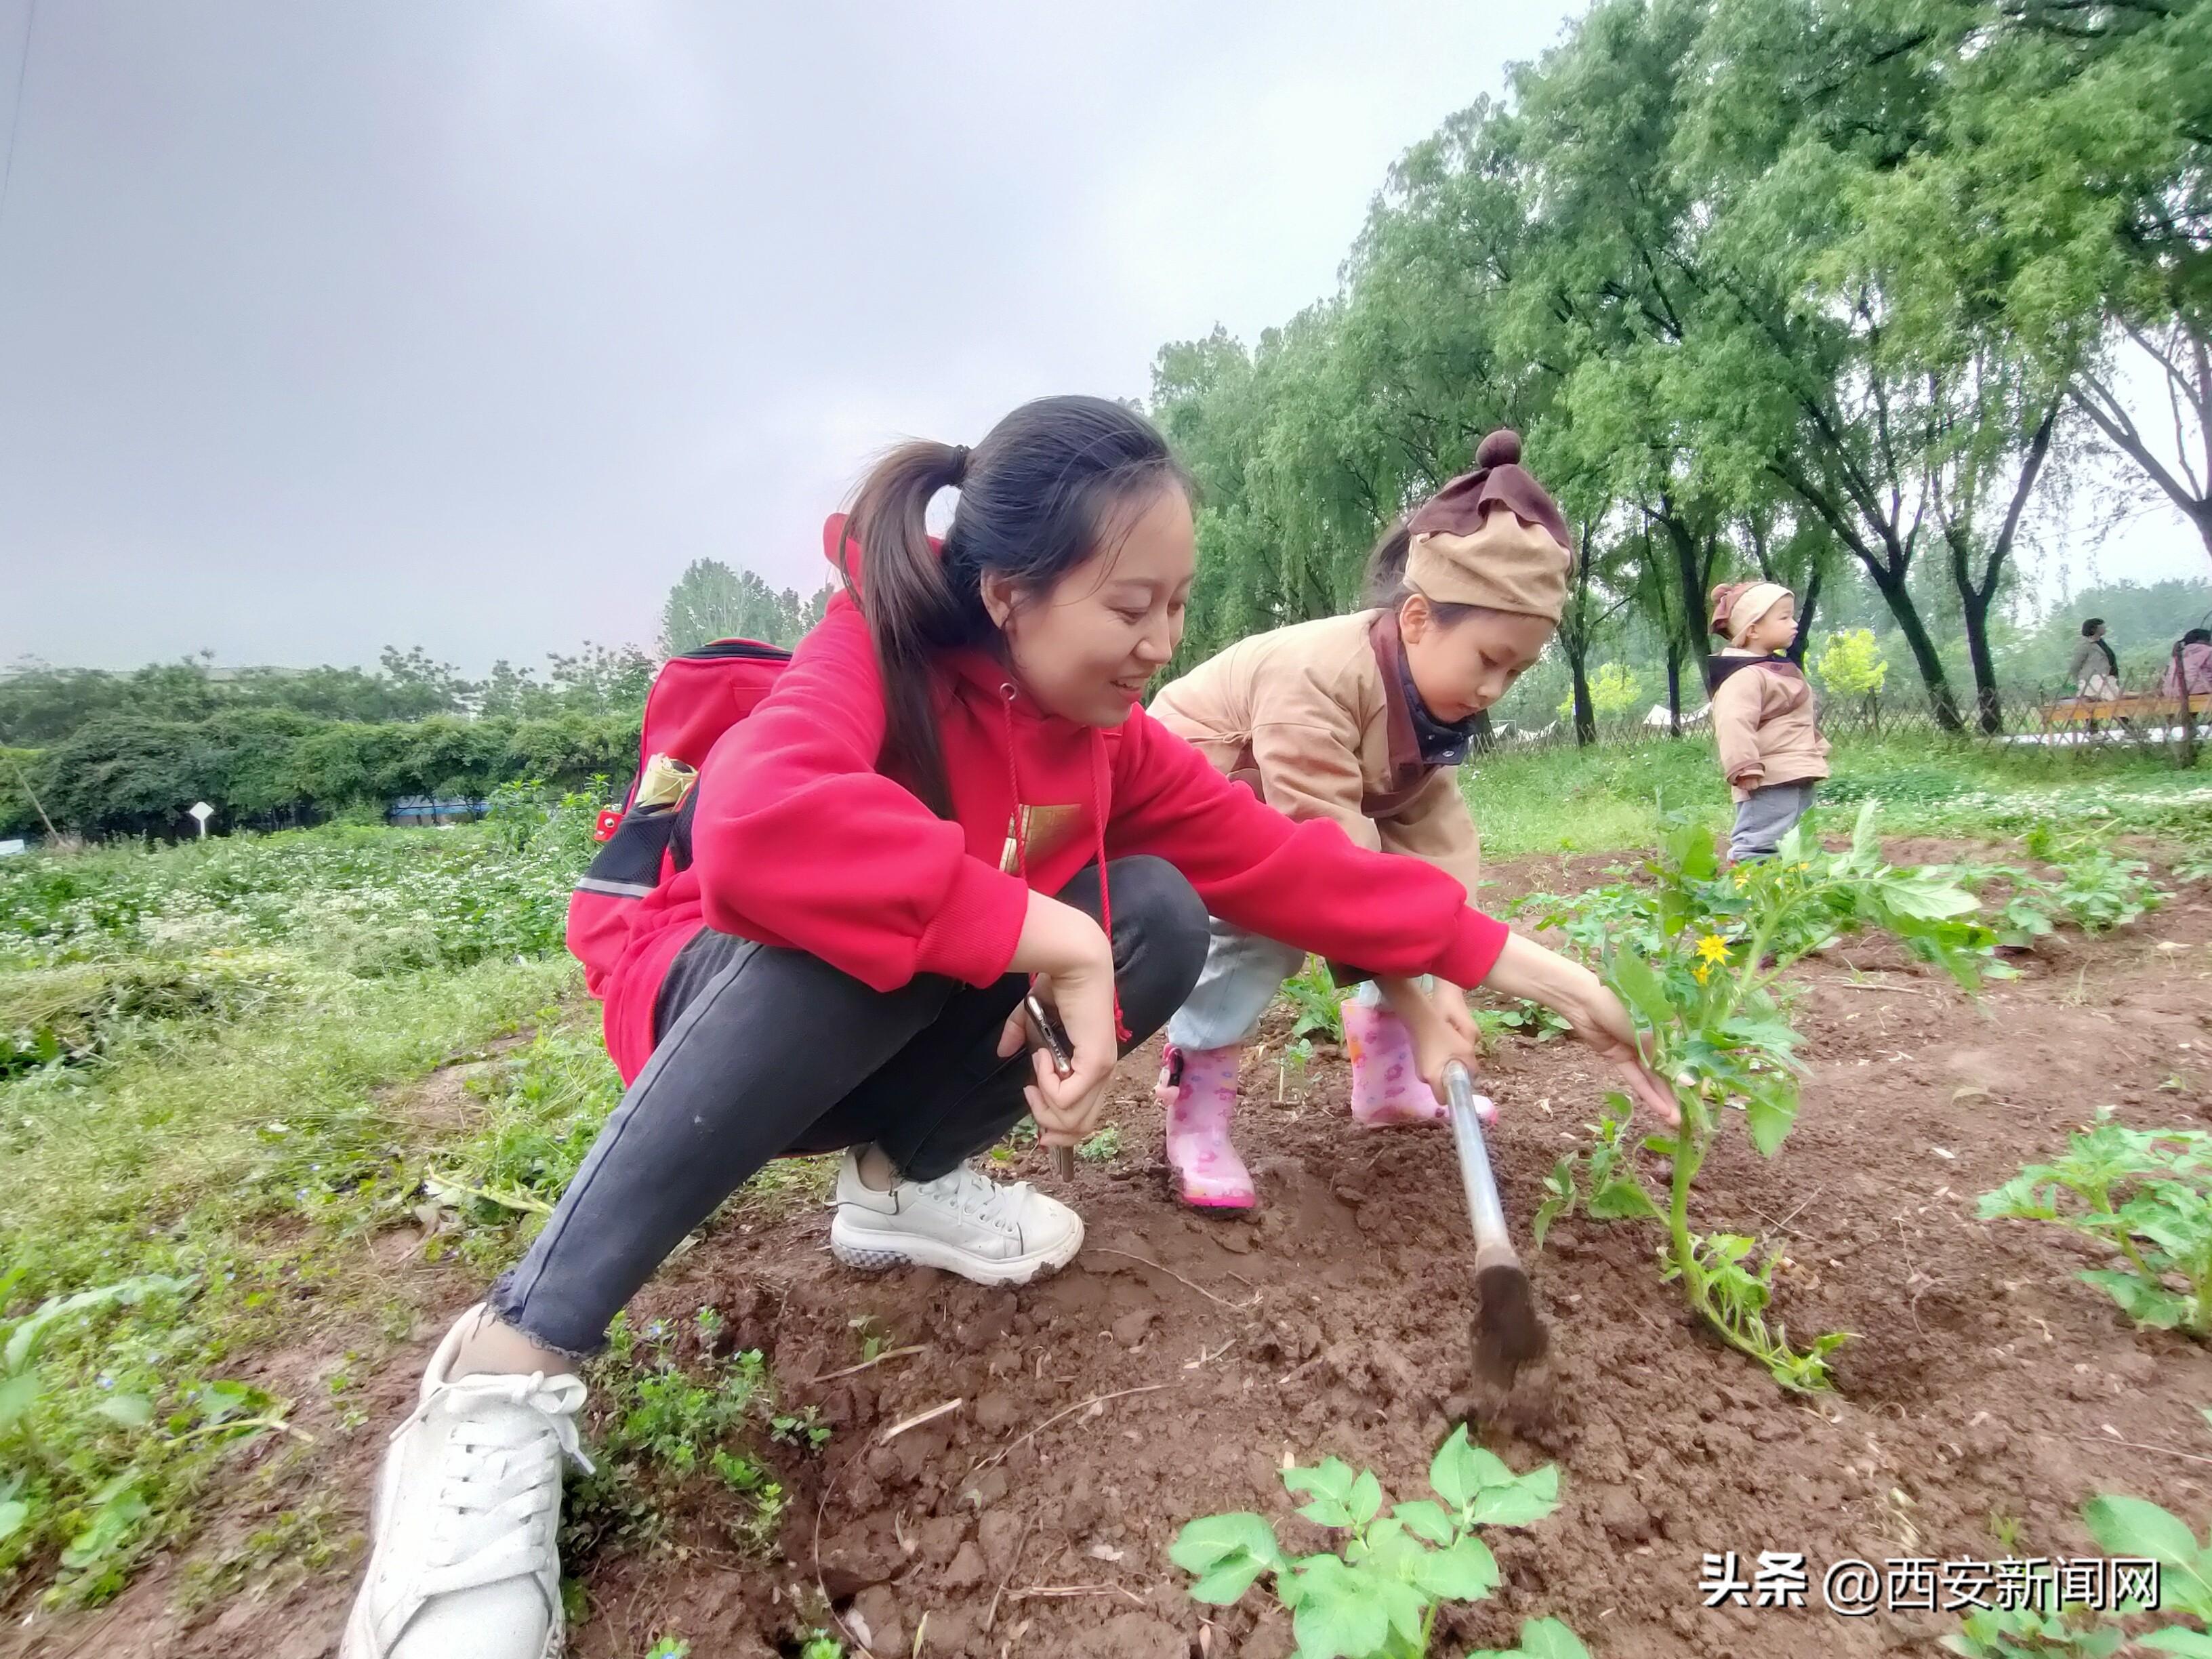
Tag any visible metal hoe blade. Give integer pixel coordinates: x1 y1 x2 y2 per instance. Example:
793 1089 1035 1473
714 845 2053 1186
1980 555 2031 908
1443 1061 1549 1387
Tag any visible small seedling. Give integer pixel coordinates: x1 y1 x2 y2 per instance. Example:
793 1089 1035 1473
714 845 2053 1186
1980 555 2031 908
1981 1115 2212 1337
771 1407 832 1453
1076 1125 1122 1163
1170 1425 1584 1658
1282 958 1346 1044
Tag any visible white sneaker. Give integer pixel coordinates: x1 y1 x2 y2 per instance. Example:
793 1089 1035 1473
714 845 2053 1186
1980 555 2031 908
341 1306 591 1659
830 1151 1084 1285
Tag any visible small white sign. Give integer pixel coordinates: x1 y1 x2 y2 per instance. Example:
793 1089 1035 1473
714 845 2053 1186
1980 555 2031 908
189 801 214 837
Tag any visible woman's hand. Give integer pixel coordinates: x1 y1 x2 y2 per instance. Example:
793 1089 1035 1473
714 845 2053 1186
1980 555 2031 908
999 893 1120 1147
1480 931 1681 1128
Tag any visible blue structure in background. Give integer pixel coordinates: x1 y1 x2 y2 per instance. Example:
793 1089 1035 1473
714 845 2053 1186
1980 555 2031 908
386 797 489 826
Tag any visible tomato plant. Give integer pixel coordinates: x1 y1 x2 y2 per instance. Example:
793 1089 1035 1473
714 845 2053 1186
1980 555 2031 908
1531 805 1990 1390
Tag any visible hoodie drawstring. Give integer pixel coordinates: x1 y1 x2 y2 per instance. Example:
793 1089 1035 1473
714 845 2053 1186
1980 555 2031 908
1000 689 1128 1047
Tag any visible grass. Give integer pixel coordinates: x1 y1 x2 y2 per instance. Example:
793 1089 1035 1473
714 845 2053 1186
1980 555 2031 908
2 737 2203 1620
1467 733 2209 863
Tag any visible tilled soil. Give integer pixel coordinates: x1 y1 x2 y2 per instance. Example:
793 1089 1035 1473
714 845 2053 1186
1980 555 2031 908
16 851 2212 1659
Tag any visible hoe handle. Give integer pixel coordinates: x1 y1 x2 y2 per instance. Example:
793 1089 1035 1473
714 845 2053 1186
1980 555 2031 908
1443 1061 1516 1269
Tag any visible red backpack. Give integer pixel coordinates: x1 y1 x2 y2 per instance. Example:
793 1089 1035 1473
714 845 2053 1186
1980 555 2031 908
565 638 794 989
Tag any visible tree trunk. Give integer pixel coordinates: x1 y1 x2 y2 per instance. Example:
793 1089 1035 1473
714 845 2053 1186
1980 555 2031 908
1665 638 1684 736
1788 564 1824 668
1566 641 1596 747
1960 588 2003 735
1864 564 1964 731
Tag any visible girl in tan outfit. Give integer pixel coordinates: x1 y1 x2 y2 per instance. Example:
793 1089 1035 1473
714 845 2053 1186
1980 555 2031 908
1706 581 1830 863
1146 431 1568 1208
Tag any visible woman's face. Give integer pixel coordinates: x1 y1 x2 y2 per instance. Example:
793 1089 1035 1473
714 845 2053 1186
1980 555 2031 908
1742 596 1798 655
1400 598 1553 722
983 486 1195 727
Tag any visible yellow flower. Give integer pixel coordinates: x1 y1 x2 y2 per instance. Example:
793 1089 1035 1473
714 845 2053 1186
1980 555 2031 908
1696 933 1729 964
1692 963 1712 984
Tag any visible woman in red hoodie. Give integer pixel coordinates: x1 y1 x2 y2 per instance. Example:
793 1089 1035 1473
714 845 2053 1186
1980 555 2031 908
344 396 1674 1659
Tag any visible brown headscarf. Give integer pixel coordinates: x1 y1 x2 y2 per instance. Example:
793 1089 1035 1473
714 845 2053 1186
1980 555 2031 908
1401 430 1574 622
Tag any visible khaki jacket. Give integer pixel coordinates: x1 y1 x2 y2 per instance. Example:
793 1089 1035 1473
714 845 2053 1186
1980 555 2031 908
1149 611 1481 897
1710 654 1830 802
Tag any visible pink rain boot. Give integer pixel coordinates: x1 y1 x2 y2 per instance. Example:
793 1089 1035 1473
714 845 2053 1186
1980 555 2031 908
1341 1000 1460 1128
1157 1044 1256 1210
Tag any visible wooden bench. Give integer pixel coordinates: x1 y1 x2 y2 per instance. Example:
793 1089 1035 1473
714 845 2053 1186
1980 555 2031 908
2039 691 2211 727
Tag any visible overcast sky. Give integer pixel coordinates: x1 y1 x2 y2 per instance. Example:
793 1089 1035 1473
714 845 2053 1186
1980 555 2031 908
0 2 2203 677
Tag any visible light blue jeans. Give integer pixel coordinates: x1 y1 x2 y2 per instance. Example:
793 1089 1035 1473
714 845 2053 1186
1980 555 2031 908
1163 918 1393 1052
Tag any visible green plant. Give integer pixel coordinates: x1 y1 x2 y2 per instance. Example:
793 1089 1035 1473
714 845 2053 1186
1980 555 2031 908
1813 628 1890 701
1942 1606 2121 1657
1282 958 1345 1044
1076 1125 1122 1162
1531 807 1988 1389
1980 1115 2212 1336
1475 1000 1571 1046
1170 1425 1582 1659
562 1314 787 1565
644 1639 692 1659
1556 661 1641 722
794 1633 845 1659
771 1407 832 1453
1944 1490 2212 1656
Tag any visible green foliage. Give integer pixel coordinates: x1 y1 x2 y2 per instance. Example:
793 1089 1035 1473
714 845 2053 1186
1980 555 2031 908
1528 805 1989 1388
1170 1426 1580 1659
19 705 638 840
1814 630 1890 700
1945 1490 2212 1655
0 823 592 1603
0 1273 294 1603
1076 1125 1123 1163
1282 958 1346 1044
660 558 830 655
1942 834 2164 949
1981 1115 2212 1338
1555 662 1641 723
565 1313 787 1563
1474 1000 1570 1046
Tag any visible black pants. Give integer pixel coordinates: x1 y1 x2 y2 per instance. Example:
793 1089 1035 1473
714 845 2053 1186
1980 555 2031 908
490 857 1208 1354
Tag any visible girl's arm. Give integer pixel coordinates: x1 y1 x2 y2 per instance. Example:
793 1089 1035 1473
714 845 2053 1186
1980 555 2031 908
1710 672 1765 790
1106 706 1509 989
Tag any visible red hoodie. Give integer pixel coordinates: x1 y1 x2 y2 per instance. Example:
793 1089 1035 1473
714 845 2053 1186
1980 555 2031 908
587 535 1511 1082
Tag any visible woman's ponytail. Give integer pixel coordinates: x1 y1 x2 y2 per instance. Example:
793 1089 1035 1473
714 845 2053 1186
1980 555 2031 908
844 439 970 815
840 396 1193 818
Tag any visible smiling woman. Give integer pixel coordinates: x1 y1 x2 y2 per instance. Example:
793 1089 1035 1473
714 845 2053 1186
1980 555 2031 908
337 396 1671 1659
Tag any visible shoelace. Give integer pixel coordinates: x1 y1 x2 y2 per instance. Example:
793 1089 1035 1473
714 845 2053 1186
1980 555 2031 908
912 1164 1027 1229
369 1373 593 1643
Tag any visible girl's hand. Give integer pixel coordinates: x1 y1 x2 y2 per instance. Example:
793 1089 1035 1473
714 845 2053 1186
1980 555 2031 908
1479 930 1681 1128
1000 894 1120 1147
1427 979 1480 1054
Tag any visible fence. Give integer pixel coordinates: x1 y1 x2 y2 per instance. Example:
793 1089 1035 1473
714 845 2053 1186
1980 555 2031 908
1494 674 2209 766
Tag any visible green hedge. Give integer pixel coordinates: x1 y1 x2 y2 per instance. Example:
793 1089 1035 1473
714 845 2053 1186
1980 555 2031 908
1 712 639 840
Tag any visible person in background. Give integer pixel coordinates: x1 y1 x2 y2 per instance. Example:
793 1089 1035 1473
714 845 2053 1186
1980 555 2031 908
1707 581 1829 863
1145 430 1571 1210
2070 617 2123 701
2161 628 2212 699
